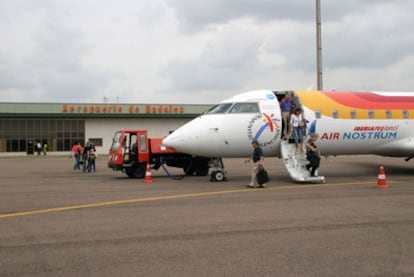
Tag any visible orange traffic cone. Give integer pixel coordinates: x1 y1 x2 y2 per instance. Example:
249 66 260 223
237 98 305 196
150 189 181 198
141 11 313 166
144 162 153 183
377 164 388 188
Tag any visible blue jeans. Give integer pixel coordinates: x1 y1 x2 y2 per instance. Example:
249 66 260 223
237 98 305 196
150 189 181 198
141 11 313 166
88 159 96 172
293 126 304 144
74 153 81 169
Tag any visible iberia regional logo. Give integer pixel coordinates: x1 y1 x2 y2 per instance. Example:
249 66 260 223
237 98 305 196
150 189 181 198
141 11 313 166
247 112 281 146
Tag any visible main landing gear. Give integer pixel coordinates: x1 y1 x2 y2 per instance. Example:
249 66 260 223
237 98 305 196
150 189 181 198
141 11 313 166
210 158 227 182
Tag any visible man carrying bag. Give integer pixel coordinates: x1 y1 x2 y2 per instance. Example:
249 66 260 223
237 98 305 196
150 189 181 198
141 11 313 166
257 165 270 187
245 140 269 188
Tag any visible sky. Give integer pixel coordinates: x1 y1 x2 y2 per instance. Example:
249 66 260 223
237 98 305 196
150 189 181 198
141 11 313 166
1 0 414 104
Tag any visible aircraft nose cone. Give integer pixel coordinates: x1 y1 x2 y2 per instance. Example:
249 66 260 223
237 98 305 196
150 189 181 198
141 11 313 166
162 117 202 154
162 132 183 150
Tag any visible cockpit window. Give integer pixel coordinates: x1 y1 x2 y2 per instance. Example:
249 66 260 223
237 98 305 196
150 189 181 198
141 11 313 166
207 103 233 114
229 103 259 113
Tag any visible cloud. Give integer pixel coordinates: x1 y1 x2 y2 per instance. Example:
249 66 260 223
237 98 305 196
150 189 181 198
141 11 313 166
166 0 314 32
323 1 414 69
166 0 392 32
1 0 414 105
162 16 321 97
0 0 120 102
162 0 414 98
163 19 265 100
325 55 414 91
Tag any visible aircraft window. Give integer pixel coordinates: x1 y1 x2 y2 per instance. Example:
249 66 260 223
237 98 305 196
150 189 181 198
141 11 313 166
229 103 259 113
315 110 321 119
403 110 409 119
350 110 356 119
332 110 338 119
385 110 392 119
207 103 233 114
368 110 374 119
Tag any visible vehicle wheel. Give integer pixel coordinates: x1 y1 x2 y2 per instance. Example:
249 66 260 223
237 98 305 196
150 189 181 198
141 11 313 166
129 163 146 178
211 170 225 182
195 165 209 176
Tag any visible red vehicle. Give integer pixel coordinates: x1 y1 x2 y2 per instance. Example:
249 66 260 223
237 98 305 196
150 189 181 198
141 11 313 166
108 130 210 178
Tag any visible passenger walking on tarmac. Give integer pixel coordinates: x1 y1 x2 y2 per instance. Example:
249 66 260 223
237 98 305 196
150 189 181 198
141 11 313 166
290 107 305 153
280 94 292 139
87 143 97 173
82 141 91 173
245 140 265 188
36 141 42 156
71 141 82 170
43 142 48 156
306 133 321 177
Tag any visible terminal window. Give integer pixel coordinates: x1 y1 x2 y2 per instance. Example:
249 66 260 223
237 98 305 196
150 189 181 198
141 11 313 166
0 119 85 153
89 138 103 147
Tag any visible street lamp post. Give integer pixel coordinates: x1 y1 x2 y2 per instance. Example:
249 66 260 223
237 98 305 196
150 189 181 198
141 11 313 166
316 0 323 91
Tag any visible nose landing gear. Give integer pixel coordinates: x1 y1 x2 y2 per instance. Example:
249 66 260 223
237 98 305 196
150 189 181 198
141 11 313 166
209 158 228 182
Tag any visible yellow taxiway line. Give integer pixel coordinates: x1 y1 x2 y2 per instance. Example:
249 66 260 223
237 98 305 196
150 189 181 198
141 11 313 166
0 180 400 219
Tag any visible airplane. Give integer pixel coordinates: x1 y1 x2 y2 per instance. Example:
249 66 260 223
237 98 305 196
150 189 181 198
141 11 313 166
162 90 414 183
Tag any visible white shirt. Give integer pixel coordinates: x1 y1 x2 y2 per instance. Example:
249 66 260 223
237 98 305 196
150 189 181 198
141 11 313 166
290 113 303 127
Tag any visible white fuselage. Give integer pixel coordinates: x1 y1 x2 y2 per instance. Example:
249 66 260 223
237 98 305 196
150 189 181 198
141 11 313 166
162 90 414 159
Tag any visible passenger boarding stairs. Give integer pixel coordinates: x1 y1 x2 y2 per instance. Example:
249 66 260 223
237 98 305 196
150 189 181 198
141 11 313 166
280 140 325 183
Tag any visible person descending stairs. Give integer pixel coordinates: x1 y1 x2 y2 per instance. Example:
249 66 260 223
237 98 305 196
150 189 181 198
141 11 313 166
280 136 325 183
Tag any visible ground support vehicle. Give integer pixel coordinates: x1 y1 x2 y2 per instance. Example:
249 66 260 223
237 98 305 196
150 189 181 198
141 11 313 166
108 130 210 179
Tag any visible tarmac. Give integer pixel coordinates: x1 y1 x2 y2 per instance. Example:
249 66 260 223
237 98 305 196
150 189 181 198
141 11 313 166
1 155 414 276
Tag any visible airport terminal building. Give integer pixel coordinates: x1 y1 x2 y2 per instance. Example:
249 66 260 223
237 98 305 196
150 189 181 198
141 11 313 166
0 102 212 155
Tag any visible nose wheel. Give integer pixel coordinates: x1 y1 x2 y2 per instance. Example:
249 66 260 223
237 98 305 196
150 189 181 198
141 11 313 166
211 170 226 182
209 158 227 182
